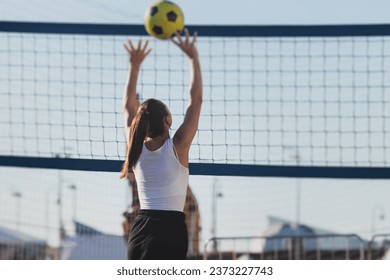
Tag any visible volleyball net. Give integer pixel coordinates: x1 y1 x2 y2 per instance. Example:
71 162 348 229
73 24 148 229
2 22 390 177
1 22 390 260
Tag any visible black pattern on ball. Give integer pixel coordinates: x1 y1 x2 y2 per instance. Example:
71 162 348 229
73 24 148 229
150 6 158 16
166 11 177 22
152 26 163 35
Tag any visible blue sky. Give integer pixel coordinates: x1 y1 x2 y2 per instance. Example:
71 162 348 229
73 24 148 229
1 0 390 25
1 0 390 250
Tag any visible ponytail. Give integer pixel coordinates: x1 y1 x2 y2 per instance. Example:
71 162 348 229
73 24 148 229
120 109 149 178
120 98 169 179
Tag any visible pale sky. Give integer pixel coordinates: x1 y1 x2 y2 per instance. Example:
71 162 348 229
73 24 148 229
1 0 390 25
1 0 390 251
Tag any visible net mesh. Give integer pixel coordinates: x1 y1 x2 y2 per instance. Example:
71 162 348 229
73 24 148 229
2 32 390 167
2 24 390 260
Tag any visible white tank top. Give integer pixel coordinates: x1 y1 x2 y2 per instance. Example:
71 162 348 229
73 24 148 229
133 138 189 212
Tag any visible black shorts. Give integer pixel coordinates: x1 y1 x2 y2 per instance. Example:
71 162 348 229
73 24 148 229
127 209 188 260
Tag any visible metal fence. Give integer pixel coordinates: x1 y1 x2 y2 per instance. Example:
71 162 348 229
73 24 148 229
203 234 389 260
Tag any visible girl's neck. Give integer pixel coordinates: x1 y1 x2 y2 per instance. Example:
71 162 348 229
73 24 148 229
145 131 169 142
144 132 170 151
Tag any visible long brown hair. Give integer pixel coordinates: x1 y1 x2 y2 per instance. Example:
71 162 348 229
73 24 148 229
120 98 169 178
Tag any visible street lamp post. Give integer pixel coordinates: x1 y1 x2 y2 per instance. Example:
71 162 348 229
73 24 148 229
45 187 56 242
371 205 385 237
286 148 302 260
68 184 77 236
56 146 74 240
283 145 302 227
291 153 301 227
12 191 22 232
211 177 223 252
57 168 65 240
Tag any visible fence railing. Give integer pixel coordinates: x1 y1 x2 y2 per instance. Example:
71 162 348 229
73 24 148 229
367 234 390 260
204 234 371 260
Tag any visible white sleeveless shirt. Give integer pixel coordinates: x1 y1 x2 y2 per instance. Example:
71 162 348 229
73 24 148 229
133 138 189 212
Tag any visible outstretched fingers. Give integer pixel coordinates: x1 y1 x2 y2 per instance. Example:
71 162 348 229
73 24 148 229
124 38 152 66
191 31 198 45
128 39 135 51
123 43 131 54
145 48 152 56
184 28 190 43
142 39 150 52
173 30 184 44
171 29 199 59
171 29 196 47
126 38 151 52
141 40 152 57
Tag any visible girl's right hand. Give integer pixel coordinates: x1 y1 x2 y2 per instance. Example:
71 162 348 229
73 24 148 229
171 28 198 60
